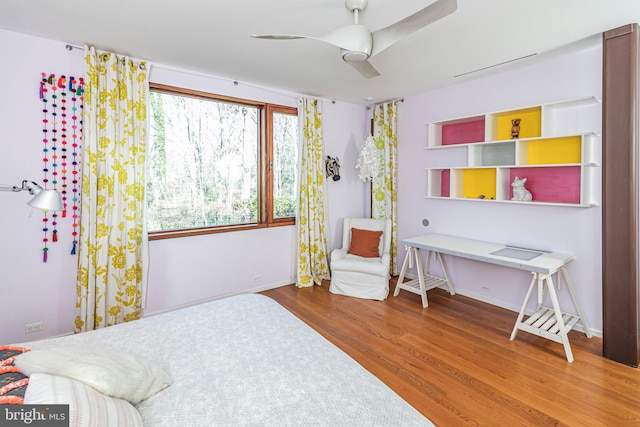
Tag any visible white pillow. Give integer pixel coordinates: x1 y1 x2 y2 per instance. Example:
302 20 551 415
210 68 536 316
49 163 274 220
25 373 143 427
15 347 171 405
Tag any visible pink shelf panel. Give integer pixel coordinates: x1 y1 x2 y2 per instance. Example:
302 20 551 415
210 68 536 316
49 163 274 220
509 166 581 204
440 169 450 197
442 118 485 146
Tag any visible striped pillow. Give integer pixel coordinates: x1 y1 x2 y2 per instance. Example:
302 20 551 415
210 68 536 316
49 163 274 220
24 373 143 427
0 345 30 404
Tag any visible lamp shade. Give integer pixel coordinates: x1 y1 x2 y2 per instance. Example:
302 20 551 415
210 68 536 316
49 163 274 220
27 189 64 211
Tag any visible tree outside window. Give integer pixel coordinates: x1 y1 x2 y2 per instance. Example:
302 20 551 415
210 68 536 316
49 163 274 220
147 84 297 239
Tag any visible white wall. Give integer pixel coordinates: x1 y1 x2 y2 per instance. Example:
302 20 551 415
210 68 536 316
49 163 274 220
0 30 83 344
396 40 603 334
0 29 368 343
1 27 604 344
323 101 371 248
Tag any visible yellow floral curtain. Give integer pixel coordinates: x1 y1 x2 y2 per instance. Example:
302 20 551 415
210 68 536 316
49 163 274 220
372 101 398 275
75 46 149 333
296 98 330 287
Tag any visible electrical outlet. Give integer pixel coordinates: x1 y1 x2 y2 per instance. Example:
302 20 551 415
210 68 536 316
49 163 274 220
25 321 44 334
252 274 262 282
481 285 492 293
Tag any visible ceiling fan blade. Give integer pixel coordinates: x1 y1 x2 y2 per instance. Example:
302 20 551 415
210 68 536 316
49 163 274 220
371 0 457 57
253 25 372 55
349 60 381 79
250 34 307 40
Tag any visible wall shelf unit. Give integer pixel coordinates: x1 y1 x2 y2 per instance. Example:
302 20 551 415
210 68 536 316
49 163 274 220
426 97 601 207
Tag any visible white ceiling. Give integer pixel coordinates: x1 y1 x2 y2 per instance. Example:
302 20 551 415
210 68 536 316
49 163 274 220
0 0 638 105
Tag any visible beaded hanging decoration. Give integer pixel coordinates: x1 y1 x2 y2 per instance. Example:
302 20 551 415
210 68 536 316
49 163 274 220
39 73 84 261
69 77 84 255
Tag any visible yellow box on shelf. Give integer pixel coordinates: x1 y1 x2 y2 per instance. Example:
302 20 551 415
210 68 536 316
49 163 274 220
524 136 582 165
462 168 496 199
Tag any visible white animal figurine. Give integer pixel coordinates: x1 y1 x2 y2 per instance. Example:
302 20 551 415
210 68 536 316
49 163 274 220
511 176 532 201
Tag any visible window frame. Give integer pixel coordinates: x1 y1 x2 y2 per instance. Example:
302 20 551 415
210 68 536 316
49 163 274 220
147 83 297 241
265 104 298 227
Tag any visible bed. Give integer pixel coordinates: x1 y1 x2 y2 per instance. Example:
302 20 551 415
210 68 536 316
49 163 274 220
6 294 433 426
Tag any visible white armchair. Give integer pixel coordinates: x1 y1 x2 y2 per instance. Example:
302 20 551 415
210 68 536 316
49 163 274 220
329 217 392 300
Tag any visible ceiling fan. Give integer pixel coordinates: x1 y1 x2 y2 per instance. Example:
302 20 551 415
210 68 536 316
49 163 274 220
250 0 457 79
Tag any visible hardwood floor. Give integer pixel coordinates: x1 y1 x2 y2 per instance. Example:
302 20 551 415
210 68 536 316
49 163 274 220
261 280 640 426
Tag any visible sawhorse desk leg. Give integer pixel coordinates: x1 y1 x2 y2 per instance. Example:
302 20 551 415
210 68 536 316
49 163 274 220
393 246 456 308
510 267 591 362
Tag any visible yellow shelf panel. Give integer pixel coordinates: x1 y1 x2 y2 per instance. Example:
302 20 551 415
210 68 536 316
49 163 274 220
525 136 582 164
495 107 541 140
462 168 496 199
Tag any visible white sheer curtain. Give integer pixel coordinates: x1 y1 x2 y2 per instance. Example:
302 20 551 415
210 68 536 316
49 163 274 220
75 46 149 332
295 98 330 287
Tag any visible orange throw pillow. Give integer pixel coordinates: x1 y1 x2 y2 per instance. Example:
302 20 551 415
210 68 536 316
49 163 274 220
348 228 383 258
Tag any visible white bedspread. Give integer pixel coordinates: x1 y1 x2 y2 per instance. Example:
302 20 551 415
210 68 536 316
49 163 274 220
22 294 433 426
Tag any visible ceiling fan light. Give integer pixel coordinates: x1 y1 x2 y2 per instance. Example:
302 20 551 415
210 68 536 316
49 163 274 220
342 50 369 62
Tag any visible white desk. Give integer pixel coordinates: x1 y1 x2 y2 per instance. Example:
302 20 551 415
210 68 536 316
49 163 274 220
393 233 592 362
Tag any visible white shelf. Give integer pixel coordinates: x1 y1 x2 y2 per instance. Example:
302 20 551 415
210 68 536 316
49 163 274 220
396 275 448 296
426 96 601 149
516 307 581 343
425 97 601 207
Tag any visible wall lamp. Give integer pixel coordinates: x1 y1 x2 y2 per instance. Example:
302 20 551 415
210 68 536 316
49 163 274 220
0 180 64 211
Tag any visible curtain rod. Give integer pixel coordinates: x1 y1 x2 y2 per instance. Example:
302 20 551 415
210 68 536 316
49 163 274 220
66 43 147 69
375 98 405 106
65 43 370 106
65 43 305 102
366 98 404 110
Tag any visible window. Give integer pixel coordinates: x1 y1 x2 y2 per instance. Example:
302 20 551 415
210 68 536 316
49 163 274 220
267 105 298 223
146 83 298 239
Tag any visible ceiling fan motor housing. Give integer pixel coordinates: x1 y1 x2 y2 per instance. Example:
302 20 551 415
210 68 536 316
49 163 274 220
333 24 373 62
